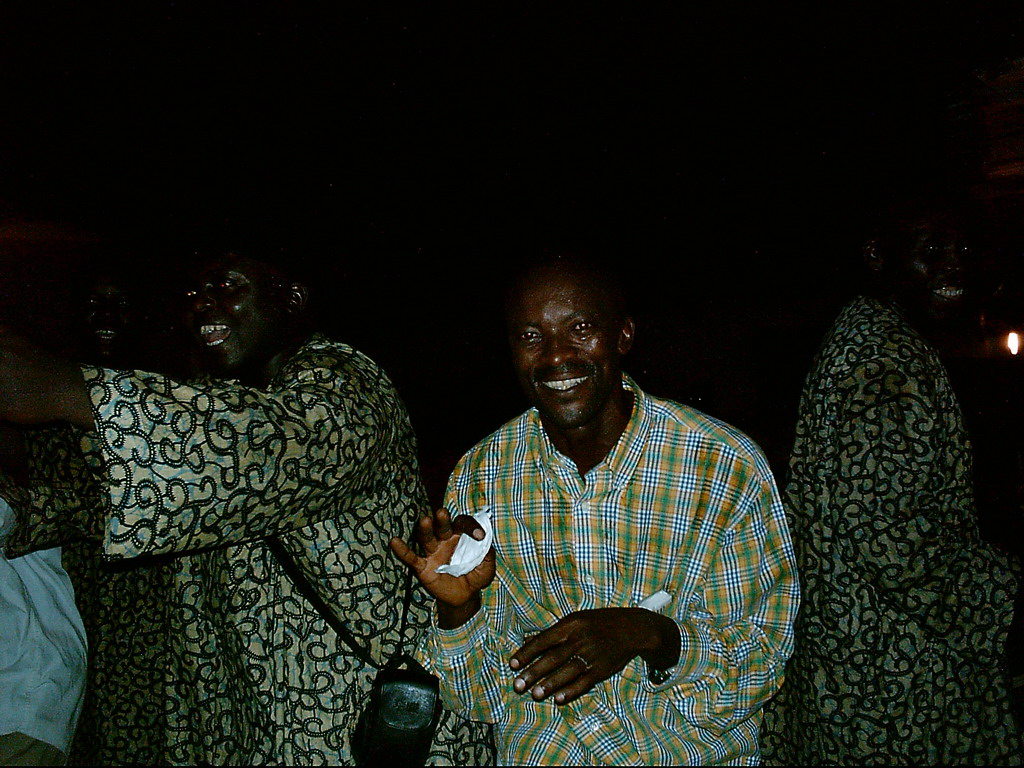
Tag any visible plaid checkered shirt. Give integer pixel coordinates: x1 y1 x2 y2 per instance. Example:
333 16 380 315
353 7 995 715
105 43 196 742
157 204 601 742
417 376 798 765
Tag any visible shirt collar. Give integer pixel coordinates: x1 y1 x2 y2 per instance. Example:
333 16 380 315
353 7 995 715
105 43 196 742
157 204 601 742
530 373 653 490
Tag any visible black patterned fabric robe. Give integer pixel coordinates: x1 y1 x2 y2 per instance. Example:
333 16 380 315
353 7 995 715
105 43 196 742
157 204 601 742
4 333 493 765
761 296 1022 765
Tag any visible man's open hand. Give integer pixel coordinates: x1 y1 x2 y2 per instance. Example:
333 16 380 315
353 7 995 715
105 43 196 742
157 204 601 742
389 508 496 627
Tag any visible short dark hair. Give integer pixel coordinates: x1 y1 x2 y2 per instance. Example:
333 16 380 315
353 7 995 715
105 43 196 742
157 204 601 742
864 187 978 255
502 249 630 323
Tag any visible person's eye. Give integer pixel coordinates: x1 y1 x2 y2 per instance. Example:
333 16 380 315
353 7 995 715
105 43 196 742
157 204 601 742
518 330 541 344
574 322 594 335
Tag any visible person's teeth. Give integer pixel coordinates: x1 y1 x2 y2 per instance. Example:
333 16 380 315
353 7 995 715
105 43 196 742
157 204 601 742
935 286 963 298
542 376 587 391
200 324 231 346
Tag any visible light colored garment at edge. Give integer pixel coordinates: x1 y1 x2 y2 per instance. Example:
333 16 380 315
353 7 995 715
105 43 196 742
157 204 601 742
1 422 174 766
0 497 86 756
4 333 494 766
760 296 1023 765
418 375 799 766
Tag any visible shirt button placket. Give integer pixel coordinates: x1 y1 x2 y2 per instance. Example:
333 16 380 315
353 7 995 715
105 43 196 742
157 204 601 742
574 498 597 607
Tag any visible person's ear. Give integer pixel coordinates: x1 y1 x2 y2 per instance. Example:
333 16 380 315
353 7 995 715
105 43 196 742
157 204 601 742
864 238 885 273
284 283 309 314
618 316 635 355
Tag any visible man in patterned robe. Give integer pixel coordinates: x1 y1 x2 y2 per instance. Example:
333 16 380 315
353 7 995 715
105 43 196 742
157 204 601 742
391 254 799 765
0 249 492 765
761 201 1023 764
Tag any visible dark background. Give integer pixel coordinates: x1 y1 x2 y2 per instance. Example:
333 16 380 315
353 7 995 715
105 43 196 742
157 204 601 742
1 1 1024 505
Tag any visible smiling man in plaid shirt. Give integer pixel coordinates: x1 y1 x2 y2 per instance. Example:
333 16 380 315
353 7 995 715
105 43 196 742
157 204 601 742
392 253 798 765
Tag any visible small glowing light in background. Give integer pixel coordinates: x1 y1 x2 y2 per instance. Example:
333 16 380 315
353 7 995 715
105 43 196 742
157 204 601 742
1008 332 1020 356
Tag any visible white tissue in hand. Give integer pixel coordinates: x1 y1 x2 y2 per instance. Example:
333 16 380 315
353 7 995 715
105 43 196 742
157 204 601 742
436 506 493 577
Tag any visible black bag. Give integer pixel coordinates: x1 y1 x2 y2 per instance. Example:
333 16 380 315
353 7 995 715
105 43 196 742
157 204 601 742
352 653 442 765
267 537 441 766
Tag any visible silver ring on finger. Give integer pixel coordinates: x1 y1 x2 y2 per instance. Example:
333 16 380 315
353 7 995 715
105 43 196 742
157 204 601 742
569 653 592 671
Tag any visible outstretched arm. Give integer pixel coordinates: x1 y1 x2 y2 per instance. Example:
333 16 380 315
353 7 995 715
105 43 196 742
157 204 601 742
0 327 94 430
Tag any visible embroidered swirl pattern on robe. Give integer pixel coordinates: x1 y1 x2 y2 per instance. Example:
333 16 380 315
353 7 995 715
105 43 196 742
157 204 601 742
5 333 493 765
761 297 1023 766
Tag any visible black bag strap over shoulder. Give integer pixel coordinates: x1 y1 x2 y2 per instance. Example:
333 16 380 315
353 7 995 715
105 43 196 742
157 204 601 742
267 534 442 767
266 535 416 671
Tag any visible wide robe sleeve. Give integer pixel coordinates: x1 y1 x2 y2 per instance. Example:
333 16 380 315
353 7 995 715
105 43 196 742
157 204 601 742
80 345 402 559
825 354 1018 644
1 425 108 558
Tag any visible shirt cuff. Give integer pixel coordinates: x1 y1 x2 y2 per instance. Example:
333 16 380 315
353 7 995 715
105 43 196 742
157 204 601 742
645 619 709 691
433 603 489 659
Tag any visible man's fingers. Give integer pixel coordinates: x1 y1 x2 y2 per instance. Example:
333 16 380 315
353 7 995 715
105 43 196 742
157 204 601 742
511 645 568 692
414 513 439 549
451 514 486 540
547 672 596 705
514 652 594 703
416 512 452 552
388 536 422 571
510 625 567 672
432 507 453 540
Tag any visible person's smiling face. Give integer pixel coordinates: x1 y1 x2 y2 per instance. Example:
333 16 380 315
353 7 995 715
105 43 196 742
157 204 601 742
85 276 132 361
506 261 634 442
183 253 295 385
900 217 970 320
876 212 972 326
